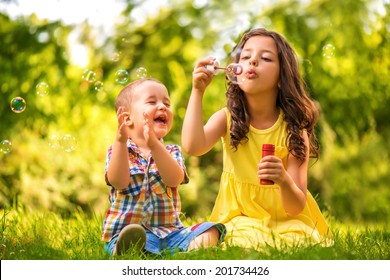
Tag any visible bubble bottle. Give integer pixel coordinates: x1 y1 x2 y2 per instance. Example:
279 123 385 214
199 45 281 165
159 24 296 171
261 144 275 185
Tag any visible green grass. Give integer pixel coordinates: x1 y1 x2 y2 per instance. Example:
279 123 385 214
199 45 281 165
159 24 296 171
1 208 389 260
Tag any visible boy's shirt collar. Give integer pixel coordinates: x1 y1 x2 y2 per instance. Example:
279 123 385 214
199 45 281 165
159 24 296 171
127 138 142 155
127 137 164 159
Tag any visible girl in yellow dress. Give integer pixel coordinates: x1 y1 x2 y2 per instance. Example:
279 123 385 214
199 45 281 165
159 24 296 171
182 27 332 250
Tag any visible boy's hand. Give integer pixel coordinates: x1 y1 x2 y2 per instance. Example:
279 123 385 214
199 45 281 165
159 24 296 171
116 106 130 143
143 112 159 148
192 56 216 93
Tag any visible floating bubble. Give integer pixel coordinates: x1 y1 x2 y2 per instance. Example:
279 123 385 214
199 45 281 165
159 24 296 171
301 59 313 74
36 82 49 96
111 52 120 62
135 67 148 79
60 134 77 152
10 97 26 113
322 44 336 58
48 135 61 149
94 81 104 92
82 69 96 83
115 69 129 84
0 140 12 154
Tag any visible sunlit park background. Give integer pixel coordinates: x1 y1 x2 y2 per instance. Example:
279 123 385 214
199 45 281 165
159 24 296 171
1 0 390 259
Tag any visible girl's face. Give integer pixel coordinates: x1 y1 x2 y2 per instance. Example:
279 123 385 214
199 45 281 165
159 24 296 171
130 81 173 139
237 35 280 95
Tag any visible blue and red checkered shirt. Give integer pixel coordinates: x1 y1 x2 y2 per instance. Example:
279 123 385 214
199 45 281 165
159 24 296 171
101 138 189 242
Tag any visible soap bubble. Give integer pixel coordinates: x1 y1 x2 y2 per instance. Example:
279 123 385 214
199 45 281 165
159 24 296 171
10 97 26 113
322 44 336 58
94 81 104 92
135 67 148 79
36 82 49 96
301 59 313 74
60 134 77 152
48 135 61 149
82 69 96 83
225 63 244 84
115 69 129 84
0 140 12 154
111 52 120 62
207 61 245 85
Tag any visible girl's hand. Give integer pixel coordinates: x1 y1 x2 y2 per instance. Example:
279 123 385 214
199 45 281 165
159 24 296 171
143 112 159 148
192 56 216 93
116 106 130 143
257 155 288 186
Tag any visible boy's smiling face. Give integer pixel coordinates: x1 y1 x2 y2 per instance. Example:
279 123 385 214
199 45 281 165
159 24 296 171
129 80 173 139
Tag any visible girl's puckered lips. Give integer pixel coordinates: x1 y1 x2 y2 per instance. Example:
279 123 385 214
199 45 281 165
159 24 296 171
245 69 257 79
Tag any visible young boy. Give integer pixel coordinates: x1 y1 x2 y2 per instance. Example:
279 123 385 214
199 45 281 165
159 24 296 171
102 78 225 255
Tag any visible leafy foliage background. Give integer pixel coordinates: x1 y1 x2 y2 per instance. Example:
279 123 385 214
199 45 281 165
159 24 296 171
1 0 389 223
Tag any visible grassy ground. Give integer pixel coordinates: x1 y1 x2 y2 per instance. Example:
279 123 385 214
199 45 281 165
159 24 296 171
1 207 389 260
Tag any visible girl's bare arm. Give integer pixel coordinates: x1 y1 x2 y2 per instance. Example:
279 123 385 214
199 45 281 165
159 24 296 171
182 57 226 155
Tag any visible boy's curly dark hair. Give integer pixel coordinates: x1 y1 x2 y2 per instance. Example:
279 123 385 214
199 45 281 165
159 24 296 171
226 28 319 162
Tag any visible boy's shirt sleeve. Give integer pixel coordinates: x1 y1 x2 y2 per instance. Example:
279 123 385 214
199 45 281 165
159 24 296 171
105 143 189 186
104 143 144 187
167 144 189 185
104 145 113 186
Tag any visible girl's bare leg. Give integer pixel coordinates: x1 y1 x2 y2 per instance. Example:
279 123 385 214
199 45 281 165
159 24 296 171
188 227 220 251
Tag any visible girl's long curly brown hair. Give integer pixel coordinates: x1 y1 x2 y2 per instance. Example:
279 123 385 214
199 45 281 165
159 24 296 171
226 28 319 162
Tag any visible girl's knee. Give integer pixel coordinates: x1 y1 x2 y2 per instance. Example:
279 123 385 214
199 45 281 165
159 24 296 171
205 226 221 244
188 226 221 251
197 227 220 246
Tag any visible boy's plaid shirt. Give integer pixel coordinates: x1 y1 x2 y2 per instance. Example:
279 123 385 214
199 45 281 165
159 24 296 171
101 139 189 242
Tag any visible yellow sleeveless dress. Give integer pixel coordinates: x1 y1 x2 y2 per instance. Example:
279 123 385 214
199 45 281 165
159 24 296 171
209 108 332 249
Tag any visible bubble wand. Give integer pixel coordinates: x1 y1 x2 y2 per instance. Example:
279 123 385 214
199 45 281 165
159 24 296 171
206 61 245 85
206 63 243 75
